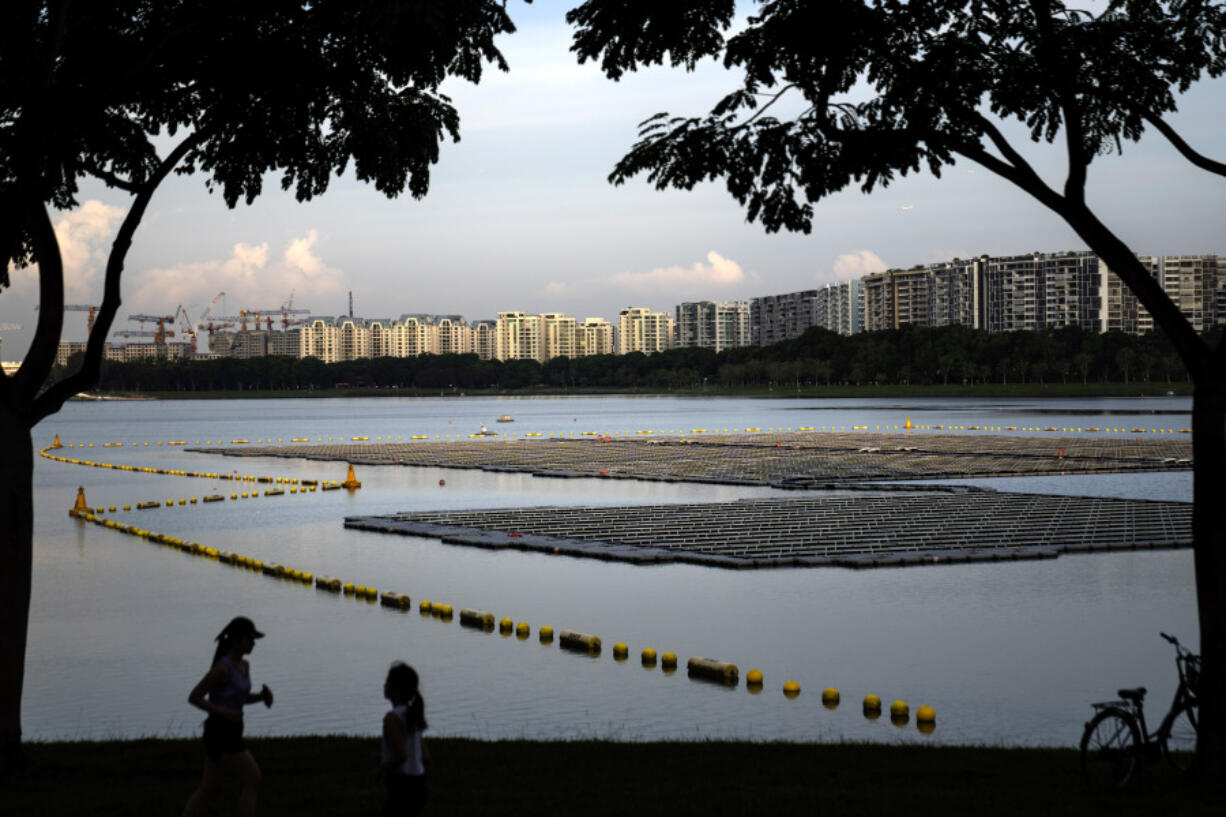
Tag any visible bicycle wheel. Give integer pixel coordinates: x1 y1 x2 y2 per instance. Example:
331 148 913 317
1159 701 1198 774
1081 708 1141 788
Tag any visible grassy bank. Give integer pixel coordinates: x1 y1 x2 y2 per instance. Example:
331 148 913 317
116 381 1193 401
7 737 1220 816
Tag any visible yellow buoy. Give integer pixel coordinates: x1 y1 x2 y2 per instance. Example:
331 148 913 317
660 651 677 670
419 600 432 614
341 463 362 490
612 642 629 659
746 669 763 685
822 687 840 706
539 625 554 643
783 680 801 697
641 648 657 666
890 700 909 717
863 694 882 712
516 622 530 638
916 705 935 723
499 617 513 633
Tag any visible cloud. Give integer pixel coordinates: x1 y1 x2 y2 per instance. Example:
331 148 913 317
541 281 574 296
832 250 888 280
8 200 126 300
609 251 752 293
284 230 326 278
125 231 347 318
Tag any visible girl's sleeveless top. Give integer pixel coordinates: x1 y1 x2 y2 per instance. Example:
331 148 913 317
207 657 251 712
381 704 425 776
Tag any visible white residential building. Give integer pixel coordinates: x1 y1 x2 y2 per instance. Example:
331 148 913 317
617 307 674 355
675 301 751 352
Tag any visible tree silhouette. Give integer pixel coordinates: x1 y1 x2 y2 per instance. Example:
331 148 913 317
0 0 519 766
568 0 1225 774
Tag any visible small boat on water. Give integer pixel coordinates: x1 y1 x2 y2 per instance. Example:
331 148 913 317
496 415 514 423
474 425 497 437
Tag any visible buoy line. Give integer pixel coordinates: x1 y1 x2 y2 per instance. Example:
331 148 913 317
43 430 1071 731
64 483 935 728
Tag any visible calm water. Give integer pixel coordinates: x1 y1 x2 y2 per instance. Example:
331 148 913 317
25 395 1196 746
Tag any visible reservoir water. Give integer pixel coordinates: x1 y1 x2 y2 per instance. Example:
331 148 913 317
25 395 1195 746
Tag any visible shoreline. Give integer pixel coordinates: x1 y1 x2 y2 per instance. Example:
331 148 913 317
82 382 1193 401
11 736 1218 815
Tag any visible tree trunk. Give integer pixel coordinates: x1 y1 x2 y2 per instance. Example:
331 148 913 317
0 409 33 770
1192 380 1226 778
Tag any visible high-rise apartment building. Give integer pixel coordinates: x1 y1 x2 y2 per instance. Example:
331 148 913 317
862 268 935 331
751 281 862 346
1161 255 1219 332
434 316 472 355
539 313 578 361
495 311 543 362
617 307 674 355
675 301 751 352
577 318 614 356
1101 257 1160 334
472 320 497 361
980 251 1103 333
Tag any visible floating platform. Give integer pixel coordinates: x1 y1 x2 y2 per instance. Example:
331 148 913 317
190 431 1192 487
345 489 1192 569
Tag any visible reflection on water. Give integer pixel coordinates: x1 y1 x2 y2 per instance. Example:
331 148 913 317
25 395 1195 746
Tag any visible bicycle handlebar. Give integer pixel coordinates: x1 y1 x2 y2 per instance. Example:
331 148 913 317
1160 631 1178 646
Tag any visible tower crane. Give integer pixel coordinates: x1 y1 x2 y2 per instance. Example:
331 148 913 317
34 304 100 332
126 313 176 346
175 306 197 356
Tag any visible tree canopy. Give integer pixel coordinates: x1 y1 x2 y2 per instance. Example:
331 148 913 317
567 0 1226 775
0 0 522 766
1 0 519 423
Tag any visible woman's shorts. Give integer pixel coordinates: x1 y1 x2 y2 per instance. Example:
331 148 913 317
203 716 246 761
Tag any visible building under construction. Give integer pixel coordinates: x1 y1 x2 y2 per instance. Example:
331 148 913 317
210 328 302 359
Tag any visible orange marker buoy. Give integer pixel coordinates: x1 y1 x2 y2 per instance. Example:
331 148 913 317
341 464 362 489
51 434 63 449
69 486 89 517
905 417 913 429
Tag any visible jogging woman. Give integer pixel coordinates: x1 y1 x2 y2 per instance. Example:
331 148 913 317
183 616 273 817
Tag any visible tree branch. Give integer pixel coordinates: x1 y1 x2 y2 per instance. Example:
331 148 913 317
1145 113 1226 178
29 133 202 425
733 84 797 131
9 197 64 415
1030 0 1088 204
82 161 142 193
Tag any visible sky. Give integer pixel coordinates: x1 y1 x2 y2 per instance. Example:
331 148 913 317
2 3 1224 359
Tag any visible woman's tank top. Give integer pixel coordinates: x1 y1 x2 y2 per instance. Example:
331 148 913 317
381 703 425 776
207 657 251 713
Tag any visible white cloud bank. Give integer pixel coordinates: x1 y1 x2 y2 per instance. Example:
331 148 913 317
609 251 750 292
540 251 757 310
126 229 347 315
831 250 888 280
8 200 127 300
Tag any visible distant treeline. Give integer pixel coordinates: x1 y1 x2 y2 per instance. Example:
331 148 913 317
64 325 1214 393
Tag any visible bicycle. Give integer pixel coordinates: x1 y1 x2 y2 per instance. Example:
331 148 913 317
1080 632 1200 788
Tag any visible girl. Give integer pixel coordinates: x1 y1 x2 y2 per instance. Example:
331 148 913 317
183 616 274 817
379 662 429 816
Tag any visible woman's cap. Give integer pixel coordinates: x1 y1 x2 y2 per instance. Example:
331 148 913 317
221 616 265 640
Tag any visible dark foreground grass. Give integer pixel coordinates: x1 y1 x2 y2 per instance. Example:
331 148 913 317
6 737 1222 816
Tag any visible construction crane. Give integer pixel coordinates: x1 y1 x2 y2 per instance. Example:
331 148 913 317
126 314 176 345
198 292 227 325
35 304 100 332
175 306 197 356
